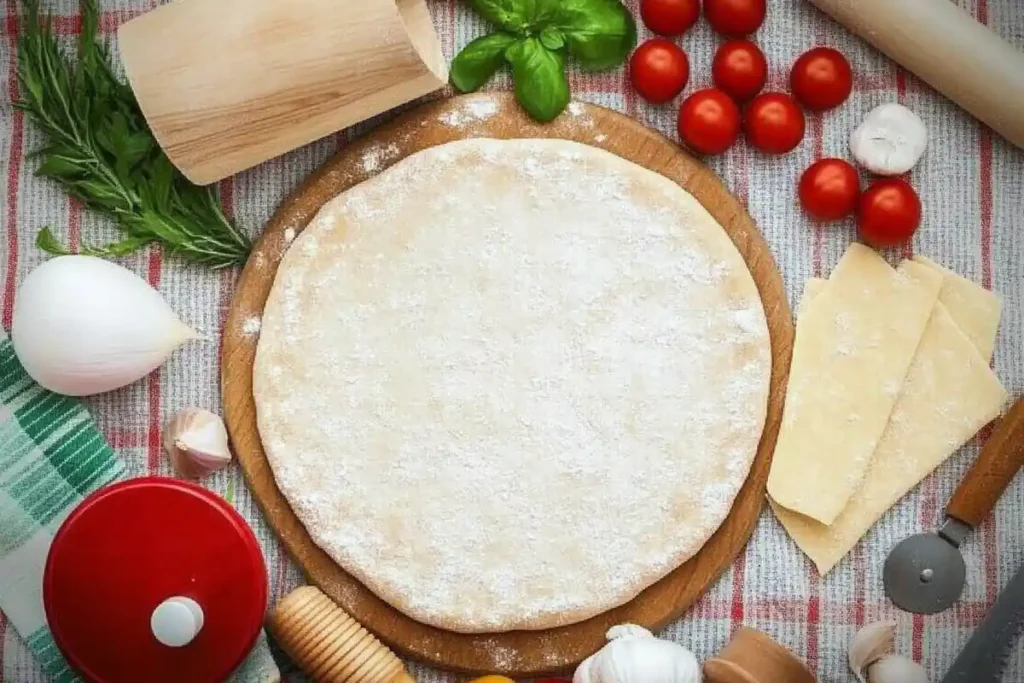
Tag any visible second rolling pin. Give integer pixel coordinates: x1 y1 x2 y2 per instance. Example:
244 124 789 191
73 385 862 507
807 0 1024 150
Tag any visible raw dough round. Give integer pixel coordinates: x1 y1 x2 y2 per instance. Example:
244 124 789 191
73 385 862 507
254 139 771 633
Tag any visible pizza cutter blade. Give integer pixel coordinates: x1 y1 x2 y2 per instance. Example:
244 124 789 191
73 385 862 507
884 397 1024 615
883 519 969 614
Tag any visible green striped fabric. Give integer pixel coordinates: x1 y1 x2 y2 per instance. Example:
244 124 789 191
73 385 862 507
0 330 280 683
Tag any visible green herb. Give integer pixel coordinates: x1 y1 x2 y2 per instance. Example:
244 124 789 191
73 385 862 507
451 0 636 121
15 0 250 268
506 38 570 122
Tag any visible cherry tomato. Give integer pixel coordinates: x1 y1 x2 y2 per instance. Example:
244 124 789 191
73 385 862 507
790 47 853 111
703 0 766 36
857 178 922 247
677 88 742 155
798 158 860 221
712 40 768 101
744 92 805 154
629 38 690 104
641 0 701 36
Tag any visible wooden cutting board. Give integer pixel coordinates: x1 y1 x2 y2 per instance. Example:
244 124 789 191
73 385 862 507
222 92 794 677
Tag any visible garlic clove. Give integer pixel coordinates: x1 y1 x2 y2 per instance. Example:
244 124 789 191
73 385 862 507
849 103 928 176
12 256 198 396
849 621 898 683
867 654 929 683
164 408 233 479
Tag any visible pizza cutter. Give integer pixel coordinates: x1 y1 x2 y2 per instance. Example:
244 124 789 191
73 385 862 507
884 397 1024 614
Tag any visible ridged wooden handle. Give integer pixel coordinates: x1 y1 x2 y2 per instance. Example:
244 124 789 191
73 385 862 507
267 586 415 683
947 398 1024 528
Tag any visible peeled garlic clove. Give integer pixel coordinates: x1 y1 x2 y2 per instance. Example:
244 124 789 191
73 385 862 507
12 256 197 396
849 620 898 682
164 408 233 479
849 103 928 176
867 654 929 683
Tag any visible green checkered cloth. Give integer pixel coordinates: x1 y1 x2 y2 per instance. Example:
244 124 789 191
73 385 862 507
0 329 280 683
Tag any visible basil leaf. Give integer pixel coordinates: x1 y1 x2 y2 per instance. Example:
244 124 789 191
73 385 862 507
450 32 518 92
506 38 570 122
539 26 565 50
467 0 530 33
553 0 637 71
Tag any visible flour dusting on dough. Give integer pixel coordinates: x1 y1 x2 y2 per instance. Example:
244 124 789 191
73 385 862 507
254 139 771 633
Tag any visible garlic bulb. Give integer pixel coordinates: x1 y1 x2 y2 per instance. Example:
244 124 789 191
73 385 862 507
849 621 929 683
164 408 233 479
574 624 701 683
12 256 197 396
867 655 929 683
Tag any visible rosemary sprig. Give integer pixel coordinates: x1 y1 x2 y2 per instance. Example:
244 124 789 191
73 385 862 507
15 0 251 268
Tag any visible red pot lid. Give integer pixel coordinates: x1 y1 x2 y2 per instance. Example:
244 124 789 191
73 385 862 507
44 477 268 683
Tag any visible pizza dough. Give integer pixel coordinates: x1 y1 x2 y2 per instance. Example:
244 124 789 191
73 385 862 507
767 246 943 525
773 275 1006 573
253 139 771 633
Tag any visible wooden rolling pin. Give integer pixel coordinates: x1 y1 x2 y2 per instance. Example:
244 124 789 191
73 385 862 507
807 0 1024 149
268 586 415 683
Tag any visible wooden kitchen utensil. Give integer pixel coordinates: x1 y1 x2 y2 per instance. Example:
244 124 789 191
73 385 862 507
884 397 1024 614
118 0 447 185
268 586 414 683
807 0 1024 150
704 627 816 683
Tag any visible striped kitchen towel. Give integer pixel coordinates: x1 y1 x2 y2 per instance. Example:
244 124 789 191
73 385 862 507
0 329 280 683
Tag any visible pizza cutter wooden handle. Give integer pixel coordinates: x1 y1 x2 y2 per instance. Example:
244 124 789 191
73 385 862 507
267 586 415 683
807 0 1024 150
947 398 1024 528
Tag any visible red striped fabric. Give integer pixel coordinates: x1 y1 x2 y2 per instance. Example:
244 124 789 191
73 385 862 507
1 2 1022 682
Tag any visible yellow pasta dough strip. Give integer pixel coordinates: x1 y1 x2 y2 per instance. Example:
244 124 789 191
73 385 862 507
767 245 943 525
913 255 1003 362
773 274 1007 574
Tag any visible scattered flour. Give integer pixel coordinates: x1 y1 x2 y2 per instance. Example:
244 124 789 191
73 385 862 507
241 315 262 336
439 97 500 127
361 142 400 173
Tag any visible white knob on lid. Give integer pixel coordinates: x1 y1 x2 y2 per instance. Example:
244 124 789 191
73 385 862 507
151 597 204 647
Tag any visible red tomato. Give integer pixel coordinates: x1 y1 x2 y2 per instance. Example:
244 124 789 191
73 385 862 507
790 47 853 111
703 0 766 36
744 92 805 154
798 159 860 221
629 39 690 104
857 179 922 247
712 40 768 101
677 88 742 155
641 0 701 36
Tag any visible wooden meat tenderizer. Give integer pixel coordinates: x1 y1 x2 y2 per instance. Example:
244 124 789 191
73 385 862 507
117 0 447 185
268 586 415 683
704 626 817 683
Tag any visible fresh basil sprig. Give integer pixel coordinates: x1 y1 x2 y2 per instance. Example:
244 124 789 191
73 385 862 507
451 0 636 122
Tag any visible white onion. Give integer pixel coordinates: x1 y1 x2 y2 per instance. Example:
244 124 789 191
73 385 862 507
12 256 197 396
